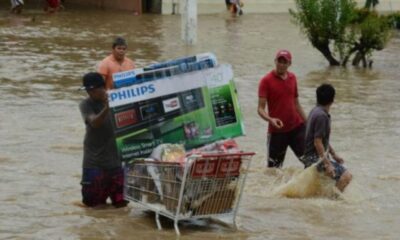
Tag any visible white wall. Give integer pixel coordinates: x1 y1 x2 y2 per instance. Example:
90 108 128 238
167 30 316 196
162 0 400 15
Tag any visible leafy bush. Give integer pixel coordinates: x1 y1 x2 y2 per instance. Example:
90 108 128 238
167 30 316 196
387 12 400 29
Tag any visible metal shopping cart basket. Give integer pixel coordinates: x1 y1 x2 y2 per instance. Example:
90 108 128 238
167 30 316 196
124 151 255 235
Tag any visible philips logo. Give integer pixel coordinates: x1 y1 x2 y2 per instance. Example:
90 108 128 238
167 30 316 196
113 71 136 79
110 84 156 102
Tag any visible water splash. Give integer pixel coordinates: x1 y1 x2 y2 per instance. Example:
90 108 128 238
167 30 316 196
273 164 338 199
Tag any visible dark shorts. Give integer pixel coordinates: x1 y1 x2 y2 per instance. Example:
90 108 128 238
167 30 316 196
303 155 346 181
267 124 305 168
81 167 126 207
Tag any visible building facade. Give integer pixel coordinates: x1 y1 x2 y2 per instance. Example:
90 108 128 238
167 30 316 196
66 0 400 15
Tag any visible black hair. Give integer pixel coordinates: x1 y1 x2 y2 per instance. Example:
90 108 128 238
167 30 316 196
316 84 335 106
112 37 127 48
82 72 105 90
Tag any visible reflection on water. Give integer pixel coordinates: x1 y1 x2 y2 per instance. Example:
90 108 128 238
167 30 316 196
1 5 400 240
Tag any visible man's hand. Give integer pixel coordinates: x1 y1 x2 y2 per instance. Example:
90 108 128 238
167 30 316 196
324 160 335 178
332 153 344 165
100 91 109 108
269 118 284 129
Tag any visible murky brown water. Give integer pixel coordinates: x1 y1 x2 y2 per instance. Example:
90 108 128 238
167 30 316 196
1 5 400 240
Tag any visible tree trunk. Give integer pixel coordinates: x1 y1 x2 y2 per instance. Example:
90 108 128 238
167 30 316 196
313 42 340 66
362 56 367 68
352 52 361 66
352 51 367 67
342 46 359 66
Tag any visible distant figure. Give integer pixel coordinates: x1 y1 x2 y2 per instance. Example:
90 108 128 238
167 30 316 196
228 0 243 16
303 84 352 192
10 0 24 14
44 0 61 13
225 0 231 10
59 0 66 10
258 50 307 168
97 37 135 90
79 72 129 208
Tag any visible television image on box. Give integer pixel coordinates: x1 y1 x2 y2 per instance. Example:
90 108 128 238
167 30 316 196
183 121 199 140
162 97 181 113
114 109 139 129
140 102 161 120
180 89 204 112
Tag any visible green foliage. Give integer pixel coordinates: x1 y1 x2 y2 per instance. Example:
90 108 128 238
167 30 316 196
289 0 357 65
387 12 400 29
290 0 392 67
289 0 355 44
357 11 391 51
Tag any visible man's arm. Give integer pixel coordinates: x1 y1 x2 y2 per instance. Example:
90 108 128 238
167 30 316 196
257 97 283 129
314 138 335 177
328 144 344 164
85 92 110 129
97 59 108 80
295 97 307 121
97 59 113 89
87 105 109 129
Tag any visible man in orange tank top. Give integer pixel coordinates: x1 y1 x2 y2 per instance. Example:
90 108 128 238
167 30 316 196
98 37 135 90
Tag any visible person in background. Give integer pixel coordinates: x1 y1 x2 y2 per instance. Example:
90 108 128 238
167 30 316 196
225 0 231 10
79 72 128 208
303 84 352 192
44 0 61 13
228 0 243 15
10 0 24 14
97 37 135 90
257 50 307 168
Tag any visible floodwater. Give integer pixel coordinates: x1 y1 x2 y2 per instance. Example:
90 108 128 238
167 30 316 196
1 5 400 240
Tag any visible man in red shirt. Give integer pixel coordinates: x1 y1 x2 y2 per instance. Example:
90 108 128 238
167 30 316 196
257 50 307 168
98 37 135 90
44 0 60 13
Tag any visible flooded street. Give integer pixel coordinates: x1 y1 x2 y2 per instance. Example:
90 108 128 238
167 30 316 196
1 5 400 240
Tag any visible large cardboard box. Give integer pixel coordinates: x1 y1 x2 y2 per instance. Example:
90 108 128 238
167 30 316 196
108 64 245 161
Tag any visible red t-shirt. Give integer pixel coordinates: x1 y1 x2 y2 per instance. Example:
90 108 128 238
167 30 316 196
258 70 304 133
47 0 60 8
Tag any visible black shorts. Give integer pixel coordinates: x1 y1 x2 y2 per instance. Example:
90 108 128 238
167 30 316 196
267 124 305 168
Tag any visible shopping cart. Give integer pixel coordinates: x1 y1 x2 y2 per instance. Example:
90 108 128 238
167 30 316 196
124 152 255 235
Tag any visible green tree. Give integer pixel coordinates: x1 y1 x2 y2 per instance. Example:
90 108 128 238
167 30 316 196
289 0 356 66
290 0 392 67
347 9 391 67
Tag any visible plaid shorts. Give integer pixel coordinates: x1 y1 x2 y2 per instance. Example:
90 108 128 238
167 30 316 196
81 167 126 207
302 154 346 181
